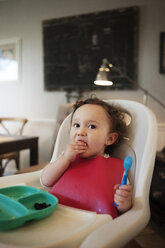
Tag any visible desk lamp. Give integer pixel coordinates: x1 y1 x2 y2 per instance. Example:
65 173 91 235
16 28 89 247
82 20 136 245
94 58 165 109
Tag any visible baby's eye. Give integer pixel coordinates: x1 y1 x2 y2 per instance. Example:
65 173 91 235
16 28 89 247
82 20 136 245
88 124 96 129
73 123 80 128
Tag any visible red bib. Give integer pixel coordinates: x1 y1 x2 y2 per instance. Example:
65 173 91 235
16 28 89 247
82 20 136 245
49 156 124 218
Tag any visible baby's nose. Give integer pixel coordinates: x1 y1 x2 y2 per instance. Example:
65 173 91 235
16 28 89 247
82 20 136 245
77 127 86 136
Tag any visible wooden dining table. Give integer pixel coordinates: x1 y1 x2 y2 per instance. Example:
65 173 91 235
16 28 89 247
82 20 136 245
0 135 39 166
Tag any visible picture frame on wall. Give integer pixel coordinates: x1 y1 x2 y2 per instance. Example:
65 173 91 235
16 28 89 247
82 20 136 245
160 32 165 73
0 37 21 83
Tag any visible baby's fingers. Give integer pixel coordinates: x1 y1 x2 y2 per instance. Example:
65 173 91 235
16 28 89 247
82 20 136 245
115 189 130 199
114 184 120 190
114 184 132 202
119 184 132 192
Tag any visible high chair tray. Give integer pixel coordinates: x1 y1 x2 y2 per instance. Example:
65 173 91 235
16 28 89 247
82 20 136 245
0 185 58 230
0 173 112 248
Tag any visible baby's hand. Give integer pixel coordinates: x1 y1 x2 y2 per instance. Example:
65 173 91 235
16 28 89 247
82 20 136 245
114 184 132 214
63 141 87 163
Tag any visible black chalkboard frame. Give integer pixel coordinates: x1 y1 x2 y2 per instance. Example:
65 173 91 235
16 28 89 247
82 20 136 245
160 32 165 74
42 6 139 91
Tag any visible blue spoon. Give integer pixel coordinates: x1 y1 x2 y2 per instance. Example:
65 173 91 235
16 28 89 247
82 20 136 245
114 156 133 207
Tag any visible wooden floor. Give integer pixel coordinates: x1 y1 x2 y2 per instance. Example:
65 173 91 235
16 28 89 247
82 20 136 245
124 220 165 248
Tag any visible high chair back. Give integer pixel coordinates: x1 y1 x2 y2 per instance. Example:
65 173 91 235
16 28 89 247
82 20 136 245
0 100 157 248
50 99 157 247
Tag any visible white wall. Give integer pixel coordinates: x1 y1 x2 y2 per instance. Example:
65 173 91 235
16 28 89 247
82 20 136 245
0 0 164 122
0 0 165 154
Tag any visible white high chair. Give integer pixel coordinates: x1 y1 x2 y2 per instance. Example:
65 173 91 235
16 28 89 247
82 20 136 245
0 100 157 248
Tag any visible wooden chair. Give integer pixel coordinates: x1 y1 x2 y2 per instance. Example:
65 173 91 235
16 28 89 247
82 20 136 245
0 117 28 176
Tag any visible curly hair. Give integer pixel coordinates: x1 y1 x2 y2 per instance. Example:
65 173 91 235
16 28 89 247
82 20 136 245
71 97 130 155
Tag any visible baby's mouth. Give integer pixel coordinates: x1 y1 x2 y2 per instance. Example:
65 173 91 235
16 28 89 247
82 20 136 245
81 141 87 146
76 138 87 146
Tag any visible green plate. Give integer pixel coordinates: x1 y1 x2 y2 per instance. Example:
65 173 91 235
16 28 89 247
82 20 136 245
0 185 58 230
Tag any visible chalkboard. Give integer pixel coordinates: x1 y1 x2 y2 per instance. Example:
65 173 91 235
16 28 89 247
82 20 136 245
42 6 138 91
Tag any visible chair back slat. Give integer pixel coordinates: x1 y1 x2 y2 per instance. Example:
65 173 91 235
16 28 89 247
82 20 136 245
0 118 28 135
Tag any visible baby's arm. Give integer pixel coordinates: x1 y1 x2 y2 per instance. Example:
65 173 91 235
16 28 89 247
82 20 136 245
114 184 133 214
41 141 87 187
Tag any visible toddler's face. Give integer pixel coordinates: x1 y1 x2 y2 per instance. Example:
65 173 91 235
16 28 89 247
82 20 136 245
70 104 116 158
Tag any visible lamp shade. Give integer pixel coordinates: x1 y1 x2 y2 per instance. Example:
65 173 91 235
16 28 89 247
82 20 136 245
94 58 113 86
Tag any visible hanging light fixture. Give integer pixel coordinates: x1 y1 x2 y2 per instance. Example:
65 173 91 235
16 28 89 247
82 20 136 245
94 58 113 86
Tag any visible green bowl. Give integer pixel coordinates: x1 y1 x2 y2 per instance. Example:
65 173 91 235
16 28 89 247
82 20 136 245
0 185 58 230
